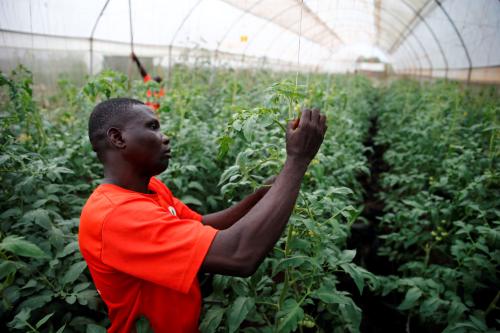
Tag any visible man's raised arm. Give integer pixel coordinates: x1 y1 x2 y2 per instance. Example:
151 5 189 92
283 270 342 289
131 52 148 79
201 177 275 230
201 108 327 277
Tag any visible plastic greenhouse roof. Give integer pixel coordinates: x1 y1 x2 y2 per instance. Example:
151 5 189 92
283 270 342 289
1 0 499 82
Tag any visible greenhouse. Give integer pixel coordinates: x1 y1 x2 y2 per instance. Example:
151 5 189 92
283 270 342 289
0 0 499 332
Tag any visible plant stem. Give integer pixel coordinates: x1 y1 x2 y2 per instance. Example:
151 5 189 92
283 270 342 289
406 314 411 333
424 242 433 268
485 290 500 316
278 224 295 310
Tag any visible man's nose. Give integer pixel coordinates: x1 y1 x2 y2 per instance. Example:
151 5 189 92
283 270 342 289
162 134 170 145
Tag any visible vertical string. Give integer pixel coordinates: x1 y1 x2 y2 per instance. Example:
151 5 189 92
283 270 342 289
29 0 35 73
128 0 134 52
128 0 134 89
295 0 304 88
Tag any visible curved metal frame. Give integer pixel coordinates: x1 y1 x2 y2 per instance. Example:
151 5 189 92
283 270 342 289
311 27 418 74
329 4 433 74
434 0 472 82
234 1 432 74
212 0 265 68
259 6 429 75
84 0 475 79
261 22 418 75
89 0 112 74
389 0 449 78
167 0 204 84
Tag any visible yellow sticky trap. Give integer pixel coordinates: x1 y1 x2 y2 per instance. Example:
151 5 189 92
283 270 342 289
240 35 248 42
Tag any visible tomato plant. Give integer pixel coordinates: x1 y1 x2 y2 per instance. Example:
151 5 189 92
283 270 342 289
0 66 497 333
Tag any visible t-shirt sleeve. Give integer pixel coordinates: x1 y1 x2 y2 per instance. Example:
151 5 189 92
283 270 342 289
172 196 202 222
101 198 217 293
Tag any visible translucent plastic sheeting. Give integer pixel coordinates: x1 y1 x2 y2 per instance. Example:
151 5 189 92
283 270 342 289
0 0 499 83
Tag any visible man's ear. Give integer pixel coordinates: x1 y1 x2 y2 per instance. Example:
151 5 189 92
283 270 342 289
107 127 126 149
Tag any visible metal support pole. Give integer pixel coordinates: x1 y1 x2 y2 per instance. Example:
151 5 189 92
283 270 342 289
435 0 472 83
89 0 111 75
168 0 204 88
394 0 449 79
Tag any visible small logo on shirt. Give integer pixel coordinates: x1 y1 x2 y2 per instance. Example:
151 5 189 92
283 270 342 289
168 206 177 216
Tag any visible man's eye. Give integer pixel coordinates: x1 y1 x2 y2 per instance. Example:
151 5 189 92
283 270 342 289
149 123 159 129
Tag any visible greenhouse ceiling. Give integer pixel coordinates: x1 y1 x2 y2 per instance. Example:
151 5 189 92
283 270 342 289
1 0 499 83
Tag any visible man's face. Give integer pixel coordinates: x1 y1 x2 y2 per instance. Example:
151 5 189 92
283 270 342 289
120 105 171 176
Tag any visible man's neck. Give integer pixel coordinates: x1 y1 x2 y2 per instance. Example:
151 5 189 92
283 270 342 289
102 168 152 194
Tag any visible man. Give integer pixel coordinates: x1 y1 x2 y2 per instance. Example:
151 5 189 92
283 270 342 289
131 52 164 111
79 98 326 332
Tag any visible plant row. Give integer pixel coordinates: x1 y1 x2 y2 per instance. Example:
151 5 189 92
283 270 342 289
374 81 499 332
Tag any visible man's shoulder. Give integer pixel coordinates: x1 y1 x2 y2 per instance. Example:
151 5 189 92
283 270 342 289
149 176 168 190
84 184 136 209
149 177 174 197
81 184 153 223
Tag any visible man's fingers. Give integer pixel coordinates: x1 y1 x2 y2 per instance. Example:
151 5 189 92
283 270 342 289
290 108 325 131
301 109 312 126
311 108 320 124
319 114 327 133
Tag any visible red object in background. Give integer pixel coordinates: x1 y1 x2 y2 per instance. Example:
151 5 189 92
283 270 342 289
144 74 165 111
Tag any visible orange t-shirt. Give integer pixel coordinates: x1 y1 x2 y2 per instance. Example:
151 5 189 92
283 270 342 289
143 74 165 111
78 177 217 333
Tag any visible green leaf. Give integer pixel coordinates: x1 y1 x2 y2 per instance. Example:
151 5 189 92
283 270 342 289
199 307 225 333
188 181 205 192
73 282 91 293
35 312 54 329
227 297 255 333
419 296 441 317
339 249 356 263
55 324 67 333
313 285 350 304
0 260 17 279
217 135 233 159
22 208 51 230
273 256 306 274
243 115 257 141
329 187 353 195
0 235 48 258
21 279 37 289
468 315 488 330
4 285 20 305
340 301 362 330
0 207 22 219
398 287 422 310
276 298 304 333
341 263 364 295
7 308 31 329
86 323 107 333
19 294 53 310
180 195 203 206
448 300 467 322
62 261 87 285
66 295 77 304
57 241 79 258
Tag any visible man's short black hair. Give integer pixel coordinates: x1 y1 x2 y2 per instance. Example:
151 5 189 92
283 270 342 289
88 98 144 154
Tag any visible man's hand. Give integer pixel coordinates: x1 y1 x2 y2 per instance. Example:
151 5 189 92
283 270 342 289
202 108 327 277
286 108 327 163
